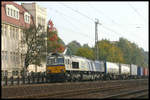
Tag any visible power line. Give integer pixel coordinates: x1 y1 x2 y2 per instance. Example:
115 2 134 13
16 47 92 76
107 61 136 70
128 2 147 23
49 7 81 30
41 3 126 39
89 4 132 38
60 3 126 38
89 4 147 42
57 24 92 38
50 8 92 39
89 4 121 27
60 3 95 22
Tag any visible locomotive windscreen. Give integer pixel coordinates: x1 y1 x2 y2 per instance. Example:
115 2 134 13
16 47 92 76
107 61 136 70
47 56 64 65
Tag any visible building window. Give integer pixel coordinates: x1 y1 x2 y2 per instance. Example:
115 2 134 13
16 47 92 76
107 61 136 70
14 10 15 17
10 27 12 38
16 11 18 18
24 13 30 23
1 51 4 61
10 9 12 16
10 52 12 64
16 71 18 76
16 29 18 39
4 25 7 37
2 25 3 36
4 70 8 76
6 5 19 19
12 71 15 76
1 71 4 76
5 51 8 61
12 28 15 39
7 8 10 15
12 70 18 76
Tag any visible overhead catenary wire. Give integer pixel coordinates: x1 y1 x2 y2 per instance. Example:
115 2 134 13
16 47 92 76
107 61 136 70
89 3 147 42
40 3 129 40
89 4 121 27
60 2 128 38
60 3 95 22
128 2 147 23
49 7 92 39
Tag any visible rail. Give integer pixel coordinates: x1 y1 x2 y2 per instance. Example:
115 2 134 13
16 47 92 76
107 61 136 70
101 88 148 99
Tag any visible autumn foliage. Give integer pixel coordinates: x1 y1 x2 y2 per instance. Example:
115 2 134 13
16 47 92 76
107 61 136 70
47 20 65 53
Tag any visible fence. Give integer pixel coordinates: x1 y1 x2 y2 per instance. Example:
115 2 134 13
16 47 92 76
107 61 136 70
1 73 51 86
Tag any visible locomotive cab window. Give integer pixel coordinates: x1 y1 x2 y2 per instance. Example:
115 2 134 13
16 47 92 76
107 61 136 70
57 57 64 64
47 57 56 65
47 56 64 65
72 62 79 69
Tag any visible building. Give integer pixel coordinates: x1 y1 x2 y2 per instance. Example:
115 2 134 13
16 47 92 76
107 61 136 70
21 3 47 32
1 1 34 77
1 1 48 77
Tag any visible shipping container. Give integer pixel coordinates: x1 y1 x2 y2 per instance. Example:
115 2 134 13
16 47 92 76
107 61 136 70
105 62 119 74
143 68 148 76
148 68 149 76
130 64 137 75
141 67 143 76
120 64 130 75
137 66 142 76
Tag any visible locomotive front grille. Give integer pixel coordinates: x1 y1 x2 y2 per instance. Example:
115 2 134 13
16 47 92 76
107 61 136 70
47 65 66 74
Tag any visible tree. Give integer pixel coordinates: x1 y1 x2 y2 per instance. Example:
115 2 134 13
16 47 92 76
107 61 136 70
96 39 125 63
76 47 94 60
115 37 133 64
116 37 147 67
47 20 65 53
66 40 81 55
21 24 46 73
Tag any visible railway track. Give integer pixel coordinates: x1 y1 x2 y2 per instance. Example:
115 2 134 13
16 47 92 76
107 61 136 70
2 79 148 99
101 88 148 99
4 81 146 98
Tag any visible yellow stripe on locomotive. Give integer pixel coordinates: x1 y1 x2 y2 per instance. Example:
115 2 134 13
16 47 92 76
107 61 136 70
46 65 66 74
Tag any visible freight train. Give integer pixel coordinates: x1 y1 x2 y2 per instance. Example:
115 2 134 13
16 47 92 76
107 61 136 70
46 52 149 82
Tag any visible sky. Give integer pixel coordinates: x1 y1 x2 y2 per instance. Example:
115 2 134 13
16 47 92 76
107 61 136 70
16 1 149 51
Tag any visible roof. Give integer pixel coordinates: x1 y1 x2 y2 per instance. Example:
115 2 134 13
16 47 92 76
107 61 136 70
1 1 34 28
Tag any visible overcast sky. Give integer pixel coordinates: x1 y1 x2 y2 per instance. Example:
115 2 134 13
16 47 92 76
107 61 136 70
16 1 148 51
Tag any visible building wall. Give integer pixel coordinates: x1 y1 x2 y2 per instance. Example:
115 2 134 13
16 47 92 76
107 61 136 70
1 1 33 77
1 23 22 77
21 3 47 32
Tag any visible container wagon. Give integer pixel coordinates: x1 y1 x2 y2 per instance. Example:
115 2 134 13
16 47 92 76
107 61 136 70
104 62 119 80
130 64 137 79
119 64 130 80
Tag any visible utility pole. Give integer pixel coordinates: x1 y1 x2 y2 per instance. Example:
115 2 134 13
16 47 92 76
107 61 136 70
95 18 99 60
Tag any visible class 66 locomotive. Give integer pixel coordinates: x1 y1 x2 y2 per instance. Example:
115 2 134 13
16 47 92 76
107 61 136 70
46 53 66 81
46 52 149 82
